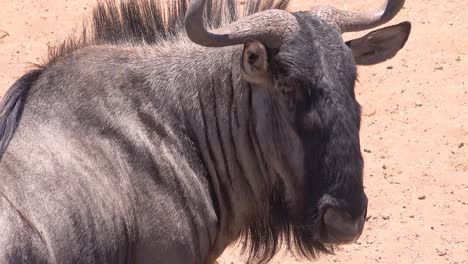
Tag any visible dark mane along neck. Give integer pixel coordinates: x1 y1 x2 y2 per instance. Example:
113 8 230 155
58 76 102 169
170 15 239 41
46 0 291 66
0 70 43 161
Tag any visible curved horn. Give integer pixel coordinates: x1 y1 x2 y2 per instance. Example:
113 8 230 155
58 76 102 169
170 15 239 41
311 0 405 33
184 0 299 48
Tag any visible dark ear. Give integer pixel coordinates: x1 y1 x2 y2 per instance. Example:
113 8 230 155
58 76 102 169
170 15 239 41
346 21 411 65
241 39 271 86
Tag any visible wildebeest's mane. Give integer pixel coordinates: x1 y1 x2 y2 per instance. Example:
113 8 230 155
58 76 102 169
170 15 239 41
47 0 291 64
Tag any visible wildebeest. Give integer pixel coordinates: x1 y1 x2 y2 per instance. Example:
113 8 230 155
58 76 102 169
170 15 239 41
0 0 411 263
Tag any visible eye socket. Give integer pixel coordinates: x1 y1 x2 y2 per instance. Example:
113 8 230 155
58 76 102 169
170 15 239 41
296 87 325 133
301 110 324 132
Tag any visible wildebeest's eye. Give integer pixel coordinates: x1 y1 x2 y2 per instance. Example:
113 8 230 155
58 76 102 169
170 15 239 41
301 110 324 132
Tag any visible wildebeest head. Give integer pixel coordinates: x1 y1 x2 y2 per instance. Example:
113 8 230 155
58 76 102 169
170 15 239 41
186 0 410 259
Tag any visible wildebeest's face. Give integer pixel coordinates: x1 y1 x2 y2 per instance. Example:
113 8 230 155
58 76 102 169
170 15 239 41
239 13 410 248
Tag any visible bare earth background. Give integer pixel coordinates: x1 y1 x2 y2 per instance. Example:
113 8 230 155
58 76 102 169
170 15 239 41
0 0 467 263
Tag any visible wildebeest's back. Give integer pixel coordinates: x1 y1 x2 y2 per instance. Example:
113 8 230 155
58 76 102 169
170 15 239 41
0 46 218 263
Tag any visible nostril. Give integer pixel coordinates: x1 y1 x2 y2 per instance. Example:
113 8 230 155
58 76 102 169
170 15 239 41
321 207 365 244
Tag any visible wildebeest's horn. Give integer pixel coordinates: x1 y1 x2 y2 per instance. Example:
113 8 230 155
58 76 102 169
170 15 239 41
185 0 299 48
311 0 406 33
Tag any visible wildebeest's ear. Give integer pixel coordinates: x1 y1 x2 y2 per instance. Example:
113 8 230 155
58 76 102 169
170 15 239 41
241 39 271 86
346 21 411 65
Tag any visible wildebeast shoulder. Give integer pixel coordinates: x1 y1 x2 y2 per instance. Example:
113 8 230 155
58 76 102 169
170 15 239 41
0 0 410 263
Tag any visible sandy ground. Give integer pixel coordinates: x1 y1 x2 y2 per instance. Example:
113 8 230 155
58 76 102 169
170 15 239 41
0 0 467 263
